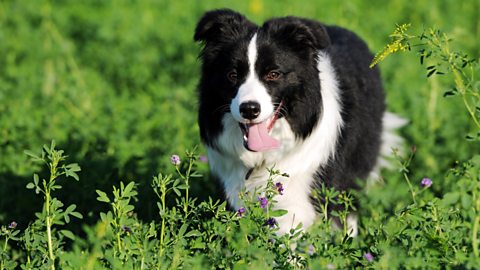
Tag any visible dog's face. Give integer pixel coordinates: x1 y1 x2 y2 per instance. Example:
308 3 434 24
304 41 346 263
195 9 330 151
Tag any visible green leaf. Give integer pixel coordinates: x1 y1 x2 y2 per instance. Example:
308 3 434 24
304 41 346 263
442 192 460 206
190 172 202 178
270 209 288 217
172 187 181 197
51 185 62 190
124 205 135 213
24 150 41 161
173 178 181 187
177 223 188 238
65 204 77 212
123 182 135 196
66 170 80 181
96 190 110 203
60 229 76 240
191 238 206 249
461 195 472 209
64 214 70 223
71 211 83 219
184 230 202 238
66 163 81 172
177 184 188 190
26 182 35 189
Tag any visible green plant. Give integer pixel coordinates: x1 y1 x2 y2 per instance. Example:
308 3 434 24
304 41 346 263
367 23 480 269
371 24 479 135
1 1 480 269
22 141 82 269
0 222 20 270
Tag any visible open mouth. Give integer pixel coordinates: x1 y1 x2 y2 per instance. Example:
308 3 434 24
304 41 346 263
239 100 284 152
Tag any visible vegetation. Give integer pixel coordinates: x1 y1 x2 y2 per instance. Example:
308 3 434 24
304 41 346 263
1 0 479 268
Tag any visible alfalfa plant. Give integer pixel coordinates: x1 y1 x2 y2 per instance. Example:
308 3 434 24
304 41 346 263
371 24 479 134
1 222 20 270
370 23 480 267
21 141 82 269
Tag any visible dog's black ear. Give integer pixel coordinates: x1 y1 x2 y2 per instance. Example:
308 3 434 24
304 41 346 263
194 9 256 44
264 17 330 51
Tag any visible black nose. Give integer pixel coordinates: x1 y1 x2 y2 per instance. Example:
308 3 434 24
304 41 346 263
239 101 261 120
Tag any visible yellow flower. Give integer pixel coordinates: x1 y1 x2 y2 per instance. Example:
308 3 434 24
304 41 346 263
370 24 412 68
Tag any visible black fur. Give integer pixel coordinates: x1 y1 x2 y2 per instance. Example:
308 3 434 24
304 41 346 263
315 25 385 212
194 9 384 211
195 9 257 147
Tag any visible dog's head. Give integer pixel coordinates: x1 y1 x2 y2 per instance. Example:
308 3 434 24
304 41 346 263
195 9 330 152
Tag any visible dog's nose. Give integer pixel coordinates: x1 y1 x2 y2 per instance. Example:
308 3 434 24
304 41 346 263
239 101 261 120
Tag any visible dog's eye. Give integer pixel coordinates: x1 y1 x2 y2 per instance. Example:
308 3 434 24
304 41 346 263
227 71 238 82
265 71 281 81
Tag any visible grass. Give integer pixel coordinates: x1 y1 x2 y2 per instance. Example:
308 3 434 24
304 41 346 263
0 0 479 269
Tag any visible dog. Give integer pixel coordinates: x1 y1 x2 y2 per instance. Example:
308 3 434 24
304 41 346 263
194 9 404 235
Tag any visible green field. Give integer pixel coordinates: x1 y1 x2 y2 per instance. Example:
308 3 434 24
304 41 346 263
1 0 479 269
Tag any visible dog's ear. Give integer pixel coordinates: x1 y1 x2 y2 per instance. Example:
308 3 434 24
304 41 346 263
194 9 256 44
264 17 330 51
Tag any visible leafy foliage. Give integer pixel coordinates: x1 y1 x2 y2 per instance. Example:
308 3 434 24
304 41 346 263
1 0 480 269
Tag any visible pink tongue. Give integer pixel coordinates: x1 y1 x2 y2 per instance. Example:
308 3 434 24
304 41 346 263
247 122 280 152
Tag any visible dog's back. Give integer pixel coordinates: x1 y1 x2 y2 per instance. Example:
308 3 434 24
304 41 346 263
194 9 402 235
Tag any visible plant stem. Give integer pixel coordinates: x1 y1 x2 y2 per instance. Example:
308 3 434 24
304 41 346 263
403 172 417 204
176 156 193 217
455 69 480 129
396 149 417 204
45 190 55 270
113 201 122 256
323 200 329 221
185 157 194 216
440 33 480 130
159 179 167 257
2 235 8 254
46 157 57 270
116 229 122 256
1 235 9 269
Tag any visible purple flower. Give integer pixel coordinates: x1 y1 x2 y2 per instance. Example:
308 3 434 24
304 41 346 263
122 225 132 234
258 197 268 209
170 155 181 166
199 155 208 163
275 182 284 195
364 252 374 262
237 207 246 217
265 217 277 228
8 221 17 229
308 244 315 256
421 177 432 188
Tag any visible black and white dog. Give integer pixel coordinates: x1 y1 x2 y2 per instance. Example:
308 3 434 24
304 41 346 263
194 9 403 235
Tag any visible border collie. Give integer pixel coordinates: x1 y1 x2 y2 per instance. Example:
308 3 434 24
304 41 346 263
194 9 404 235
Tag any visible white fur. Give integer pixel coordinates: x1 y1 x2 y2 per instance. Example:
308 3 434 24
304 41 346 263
230 34 274 123
368 112 408 180
331 213 358 237
347 214 358 237
207 48 344 234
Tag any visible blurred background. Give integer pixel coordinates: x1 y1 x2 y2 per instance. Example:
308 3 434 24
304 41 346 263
0 0 478 230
